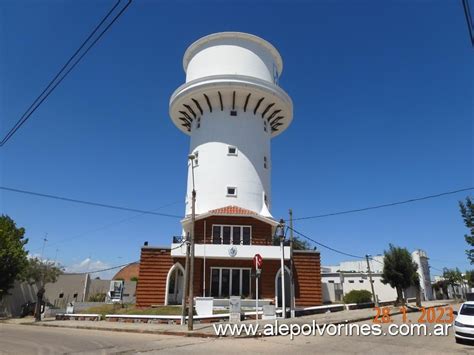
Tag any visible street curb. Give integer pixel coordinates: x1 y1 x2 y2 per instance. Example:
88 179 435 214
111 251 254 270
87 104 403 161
20 303 449 339
23 322 219 338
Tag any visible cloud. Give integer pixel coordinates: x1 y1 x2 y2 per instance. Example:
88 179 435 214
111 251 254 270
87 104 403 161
66 258 115 280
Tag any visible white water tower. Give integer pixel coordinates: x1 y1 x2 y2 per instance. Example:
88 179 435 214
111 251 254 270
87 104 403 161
169 32 293 218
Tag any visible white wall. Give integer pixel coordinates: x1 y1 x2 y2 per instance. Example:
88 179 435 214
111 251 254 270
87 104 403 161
322 273 399 303
186 109 271 216
336 255 384 273
341 274 397 302
184 32 281 84
0 281 39 317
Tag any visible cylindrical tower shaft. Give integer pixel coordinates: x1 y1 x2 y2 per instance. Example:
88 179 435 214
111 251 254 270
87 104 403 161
169 32 293 218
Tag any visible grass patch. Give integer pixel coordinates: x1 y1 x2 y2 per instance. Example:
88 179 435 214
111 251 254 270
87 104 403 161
121 306 183 316
79 304 228 316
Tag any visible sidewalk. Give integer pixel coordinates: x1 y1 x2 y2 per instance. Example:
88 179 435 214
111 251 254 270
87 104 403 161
3 299 459 338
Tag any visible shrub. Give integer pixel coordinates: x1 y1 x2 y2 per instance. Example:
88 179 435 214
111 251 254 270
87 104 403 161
88 293 106 302
343 290 373 304
130 276 138 282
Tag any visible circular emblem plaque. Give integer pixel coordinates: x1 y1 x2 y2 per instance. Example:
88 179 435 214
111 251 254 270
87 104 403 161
228 246 238 257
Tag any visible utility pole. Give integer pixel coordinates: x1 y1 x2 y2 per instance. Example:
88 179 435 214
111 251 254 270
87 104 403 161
40 233 48 259
188 154 197 330
366 254 379 307
289 209 295 318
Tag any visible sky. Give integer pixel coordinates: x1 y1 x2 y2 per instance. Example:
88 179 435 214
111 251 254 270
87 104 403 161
1 0 473 278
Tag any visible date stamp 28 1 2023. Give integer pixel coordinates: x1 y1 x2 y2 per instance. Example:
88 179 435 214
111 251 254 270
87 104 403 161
373 306 455 324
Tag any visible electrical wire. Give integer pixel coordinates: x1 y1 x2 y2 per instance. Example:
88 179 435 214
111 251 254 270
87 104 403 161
30 200 182 253
0 0 133 147
290 187 473 222
0 186 181 218
65 243 186 274
462 0 474 46
171 240 187 250
66 260 138 275
64 243 184 275
287 225 365 259
0 0 122 146
370 258 384 265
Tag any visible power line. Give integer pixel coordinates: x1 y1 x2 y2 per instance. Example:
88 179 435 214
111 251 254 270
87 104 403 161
287 225 365 259
370 258 384 265
0 0 122 146
171 240 187 251
0 186 182 218
0 0 133 147
31 200 182 253
65 244 185 275
430 266 444 273
66 260 138 275
66 242 187 274
462 0 474 47
290 187 473 222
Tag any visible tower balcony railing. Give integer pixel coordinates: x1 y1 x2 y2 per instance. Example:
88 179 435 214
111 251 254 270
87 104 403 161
170 241 291 260
171 236 292 246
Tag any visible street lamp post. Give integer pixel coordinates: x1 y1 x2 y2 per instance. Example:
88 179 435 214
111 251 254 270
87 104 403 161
180 237 190 325
188 154 196 330
278 219 286 319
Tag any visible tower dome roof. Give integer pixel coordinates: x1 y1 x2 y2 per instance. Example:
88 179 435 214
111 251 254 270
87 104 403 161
183 32 283 76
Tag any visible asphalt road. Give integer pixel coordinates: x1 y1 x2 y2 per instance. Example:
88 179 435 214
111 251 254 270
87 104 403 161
1 312 473 354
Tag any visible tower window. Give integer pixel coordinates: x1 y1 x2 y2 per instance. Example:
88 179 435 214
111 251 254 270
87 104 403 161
193 151 199 166
264 120 268 132
227 187 237 197
228 146 237 156
230 110 237 116
197 117 201 129
264 156 268 169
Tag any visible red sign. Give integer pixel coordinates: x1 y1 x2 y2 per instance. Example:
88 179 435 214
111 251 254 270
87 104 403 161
253 254 263 269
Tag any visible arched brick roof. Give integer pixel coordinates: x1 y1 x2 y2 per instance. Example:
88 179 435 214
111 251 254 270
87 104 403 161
113 262 139 281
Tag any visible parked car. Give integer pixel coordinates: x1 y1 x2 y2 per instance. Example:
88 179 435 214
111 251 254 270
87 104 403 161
454 301 474 344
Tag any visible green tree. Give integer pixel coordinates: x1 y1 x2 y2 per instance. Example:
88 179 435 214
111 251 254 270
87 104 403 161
0 215 29 299
23 258 63 321
272 235 311 250
292 237 312 250
465 270 474 288
459 197 474 263
442 267 463 299
381 244 418 305
432 279 449 299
